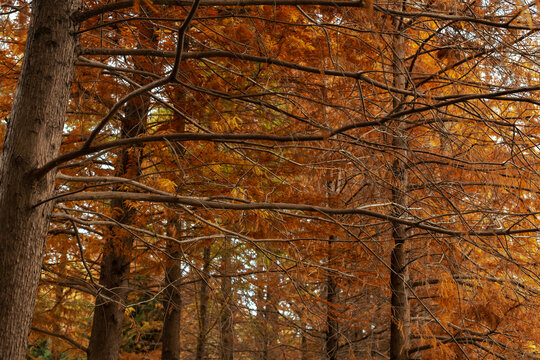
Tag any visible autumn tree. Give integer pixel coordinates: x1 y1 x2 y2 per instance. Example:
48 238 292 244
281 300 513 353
1 0 539 359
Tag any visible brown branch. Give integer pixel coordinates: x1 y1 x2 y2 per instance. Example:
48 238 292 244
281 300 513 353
50 190 540 237
30 327 88 352
82 77 169 148
75 0 367 22
80 48 416 97
170 0 201 80
34 132 326 177
375 5 540 31
80 48 540 104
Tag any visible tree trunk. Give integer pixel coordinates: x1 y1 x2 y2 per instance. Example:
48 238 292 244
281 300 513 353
86 16 155 360
86 103 148 360
264 281 279 359
389 3 410 360
162 238 183 360
195 246 211 360
0 1 81 358
325 236 338 360
162 59 188 360
300 311 308 360
257 281 279 360
220 242 234 360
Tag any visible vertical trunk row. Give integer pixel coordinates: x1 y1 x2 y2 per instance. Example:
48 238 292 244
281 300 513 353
220 242 234 360
325 236 338 360
389 3 410 360
0 1 81 358
195 246 211 360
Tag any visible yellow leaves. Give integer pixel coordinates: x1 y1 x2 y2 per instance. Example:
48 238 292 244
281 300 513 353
517 0 535 29
157 178 177 193
253 166 265 177
228 115 241 131
125 306 136 315
231 187 247 200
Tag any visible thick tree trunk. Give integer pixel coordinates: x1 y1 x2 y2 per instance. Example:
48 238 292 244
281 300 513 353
389 3 410 360
325 237 338 360
0 1 81 358
195 246 211 360
220 242 234 360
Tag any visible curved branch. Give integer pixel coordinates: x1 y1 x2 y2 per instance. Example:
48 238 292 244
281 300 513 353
75 0 367 22
50 190 540 237
30 327 88 352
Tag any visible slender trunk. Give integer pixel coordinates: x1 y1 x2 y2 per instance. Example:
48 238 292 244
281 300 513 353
300 311 308 360
162 57 188 360
0 1 80 358
257 281 279 360
220 242 234 360
195 246 211 360
86 146 142 359
87 70 151 360
162 236 183 360
325 236 338 360
389 3 410 360
256 279 268 359
86 16 155 360
264 289 279 359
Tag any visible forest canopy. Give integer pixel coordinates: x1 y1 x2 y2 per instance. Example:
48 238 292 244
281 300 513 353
0 0 538 359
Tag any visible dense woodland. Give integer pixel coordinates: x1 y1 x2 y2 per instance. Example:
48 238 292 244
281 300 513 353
0 0 539 359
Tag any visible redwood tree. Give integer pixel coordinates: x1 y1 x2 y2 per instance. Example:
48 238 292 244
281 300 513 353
0 0 81 358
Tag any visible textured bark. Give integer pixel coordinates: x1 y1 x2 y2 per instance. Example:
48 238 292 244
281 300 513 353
86 106 148 360
162 60 188 360
325 237 338 360
389 3 410 360
162 241 182 360
300 312 308 360
86 15 155 360
220 243 234 360
257 279 279 360
86 96 149 360
195 246 211 360
0 1 81 358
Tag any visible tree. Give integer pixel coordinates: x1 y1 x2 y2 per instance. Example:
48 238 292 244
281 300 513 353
0 1 82 358
1 0 539 359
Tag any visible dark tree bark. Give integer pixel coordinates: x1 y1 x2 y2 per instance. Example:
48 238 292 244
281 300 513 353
86 15 156 360
256 277 279 360
86 71 152 360
220 242 234 360
325 236 338 360
195 246 211 360
300 312 308 360
389 3 411 360
0 1 81 358
162 239 183 360
86 103 149 360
